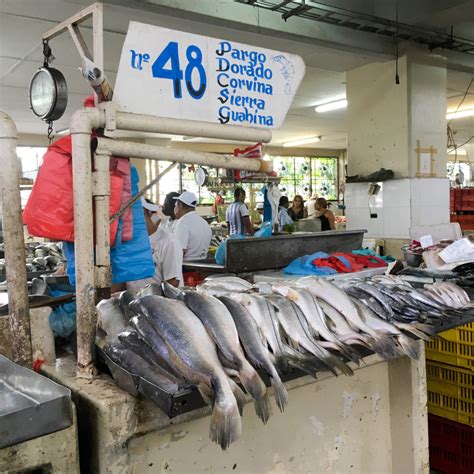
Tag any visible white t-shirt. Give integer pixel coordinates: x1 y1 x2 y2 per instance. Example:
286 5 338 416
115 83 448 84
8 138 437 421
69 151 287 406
174 211 212 261
127 226 183 294
305 198 317 218
160 215 177 234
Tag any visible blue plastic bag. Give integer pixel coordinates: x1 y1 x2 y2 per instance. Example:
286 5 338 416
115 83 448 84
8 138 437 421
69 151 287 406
254 221 272 238
48 286 77 338
215 234 247 265
284 251 338 276
65 166 155 284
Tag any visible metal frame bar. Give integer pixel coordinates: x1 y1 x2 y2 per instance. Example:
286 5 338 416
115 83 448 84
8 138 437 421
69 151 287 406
0 113 32 367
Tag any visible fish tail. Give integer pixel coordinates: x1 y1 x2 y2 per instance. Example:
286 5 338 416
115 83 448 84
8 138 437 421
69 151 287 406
371 335 401 360
269 367 288 413
396 335 421 360
227 377 247 417
325 354 354 377
239 361 267 400
210 378 242 451
254 392 273 425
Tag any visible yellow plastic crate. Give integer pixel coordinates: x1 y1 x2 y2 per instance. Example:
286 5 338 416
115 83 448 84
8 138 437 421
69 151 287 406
426 360 474 427
425 323 474 370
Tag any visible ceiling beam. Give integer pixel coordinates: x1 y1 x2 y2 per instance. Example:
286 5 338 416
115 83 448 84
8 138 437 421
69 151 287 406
100 0 395 59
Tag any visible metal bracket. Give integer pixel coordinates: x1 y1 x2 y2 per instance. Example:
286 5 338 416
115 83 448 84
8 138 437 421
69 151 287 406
99 101 117 134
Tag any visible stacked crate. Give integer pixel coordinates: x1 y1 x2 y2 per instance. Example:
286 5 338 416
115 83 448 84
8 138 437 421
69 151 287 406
426 323 474 473
451 188 474 231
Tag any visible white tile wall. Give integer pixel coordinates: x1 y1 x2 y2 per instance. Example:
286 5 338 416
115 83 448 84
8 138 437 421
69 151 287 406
346 178 449 239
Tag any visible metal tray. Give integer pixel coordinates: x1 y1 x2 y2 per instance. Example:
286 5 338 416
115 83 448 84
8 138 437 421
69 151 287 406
0 355 73 449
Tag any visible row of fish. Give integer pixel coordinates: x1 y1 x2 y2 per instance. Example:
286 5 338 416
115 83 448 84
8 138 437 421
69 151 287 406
98 275 472 450
0 242 64 276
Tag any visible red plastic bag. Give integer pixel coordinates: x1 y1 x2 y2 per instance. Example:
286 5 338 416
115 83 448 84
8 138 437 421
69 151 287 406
23 136 123 245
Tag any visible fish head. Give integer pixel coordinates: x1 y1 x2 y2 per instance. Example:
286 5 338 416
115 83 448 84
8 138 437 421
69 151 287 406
272 285 299 301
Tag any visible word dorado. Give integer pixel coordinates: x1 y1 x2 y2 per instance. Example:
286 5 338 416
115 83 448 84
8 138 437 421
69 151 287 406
216 41 274 126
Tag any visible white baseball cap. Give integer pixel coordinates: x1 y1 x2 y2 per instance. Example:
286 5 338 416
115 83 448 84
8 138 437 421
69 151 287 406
173 191 198 208
141 197 160 212
255 202 264 210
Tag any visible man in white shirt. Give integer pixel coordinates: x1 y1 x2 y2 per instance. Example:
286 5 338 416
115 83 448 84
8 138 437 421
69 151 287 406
127 198 183 294
305 192 319 218
226 187 254 236
173 191 212 261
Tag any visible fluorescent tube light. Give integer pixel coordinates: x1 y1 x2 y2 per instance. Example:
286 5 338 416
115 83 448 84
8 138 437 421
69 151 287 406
315 99 347 113
283 136 321 147
56 128 69 135
446 108 474 120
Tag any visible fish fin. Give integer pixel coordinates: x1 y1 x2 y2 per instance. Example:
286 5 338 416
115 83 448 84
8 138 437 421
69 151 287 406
396 335 421 360
227 377 247 417
323 353 354 376
370 335 402 360
269 369 288 413
396 324 432 341
209 378 242 451
197 383 215 407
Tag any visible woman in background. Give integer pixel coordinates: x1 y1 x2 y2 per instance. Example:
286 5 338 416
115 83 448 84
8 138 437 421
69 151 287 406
315 197 336 231
288 194 306 221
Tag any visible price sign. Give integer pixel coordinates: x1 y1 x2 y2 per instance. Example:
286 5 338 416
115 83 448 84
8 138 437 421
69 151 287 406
114 22 305 129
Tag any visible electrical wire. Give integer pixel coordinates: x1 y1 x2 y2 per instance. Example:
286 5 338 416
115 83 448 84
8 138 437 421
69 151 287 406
447 77 474 127
394 0 400 85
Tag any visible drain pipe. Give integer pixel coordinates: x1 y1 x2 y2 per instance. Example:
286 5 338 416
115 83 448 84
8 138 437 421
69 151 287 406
0 112 32 367
70 107 105 375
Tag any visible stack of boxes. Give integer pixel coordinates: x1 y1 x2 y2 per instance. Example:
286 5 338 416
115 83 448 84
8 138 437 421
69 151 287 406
450 188 474 231
426 323 474 473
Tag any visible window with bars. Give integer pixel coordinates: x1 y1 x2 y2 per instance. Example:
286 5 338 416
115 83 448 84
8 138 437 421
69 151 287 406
273 156 338 201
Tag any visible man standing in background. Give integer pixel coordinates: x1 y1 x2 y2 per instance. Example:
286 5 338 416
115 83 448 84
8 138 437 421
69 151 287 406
226 187 254 236
127 197 183 294
174 191 212 261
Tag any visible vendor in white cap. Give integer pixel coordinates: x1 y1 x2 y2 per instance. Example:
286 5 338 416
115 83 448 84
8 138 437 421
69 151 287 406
173 191 212 261
127 197 183 293
255 202 264 227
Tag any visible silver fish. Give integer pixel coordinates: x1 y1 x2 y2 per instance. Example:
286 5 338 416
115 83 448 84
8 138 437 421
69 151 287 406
96 297 127 342
117 330 185 392
179 290 271 424
136 283 163 298
104 342 180 393
265 294 354 376
129 314 185 381
272 283 359 362
118 290 135 321
161 281 183 299
219 295 288 412
134 295 242 450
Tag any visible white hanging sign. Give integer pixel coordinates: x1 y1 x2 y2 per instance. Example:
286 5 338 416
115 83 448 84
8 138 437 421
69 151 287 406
114 21 305 129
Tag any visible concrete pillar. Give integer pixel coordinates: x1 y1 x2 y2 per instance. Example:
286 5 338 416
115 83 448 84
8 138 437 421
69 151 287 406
345 50 454 244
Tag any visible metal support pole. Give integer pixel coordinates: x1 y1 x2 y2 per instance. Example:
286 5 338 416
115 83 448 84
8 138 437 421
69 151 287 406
0 112 32 367
93 152 111 299
95 138 273 173
70 107 105 375
115 112 272 143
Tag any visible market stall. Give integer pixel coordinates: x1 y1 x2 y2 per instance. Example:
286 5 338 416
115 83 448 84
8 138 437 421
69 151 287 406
1 3 474 474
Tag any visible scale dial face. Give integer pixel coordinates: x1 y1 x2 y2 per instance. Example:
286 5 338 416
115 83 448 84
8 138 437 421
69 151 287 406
194 167 208 186
29 67 67 121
